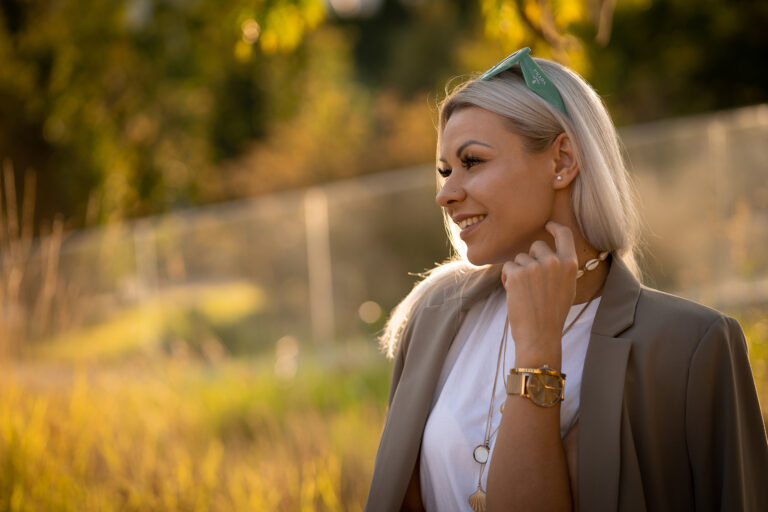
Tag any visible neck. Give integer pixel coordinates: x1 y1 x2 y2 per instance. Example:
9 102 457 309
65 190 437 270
549 190 610 305
573 248 610 304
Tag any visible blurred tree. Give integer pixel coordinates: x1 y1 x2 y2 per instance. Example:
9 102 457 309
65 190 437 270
476 0 768 124
218 0 768 199
478 0 602 71
0 0 765 230
209 26 378 197
581 0 768 125
0 0 325 229
337 0 482 96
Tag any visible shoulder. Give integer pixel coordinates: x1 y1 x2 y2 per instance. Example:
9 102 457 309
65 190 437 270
629 284 745 361
392 261 478 352
624 289 768 509
635 285 727 334
409 260 492 313
398 262 502 354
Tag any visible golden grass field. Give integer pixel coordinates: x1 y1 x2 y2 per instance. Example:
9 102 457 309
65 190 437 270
0 348 391 512
1 307 766 512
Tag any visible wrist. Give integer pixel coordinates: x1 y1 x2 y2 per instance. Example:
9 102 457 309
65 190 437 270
514 345 561 370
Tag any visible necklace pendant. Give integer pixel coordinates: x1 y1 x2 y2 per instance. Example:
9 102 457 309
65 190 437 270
473 444 490 464
469 486 487 512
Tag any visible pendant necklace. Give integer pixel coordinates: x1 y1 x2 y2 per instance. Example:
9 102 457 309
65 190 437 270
468 251 608 512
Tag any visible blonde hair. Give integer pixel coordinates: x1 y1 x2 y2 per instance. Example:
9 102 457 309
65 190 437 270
379 57 644 358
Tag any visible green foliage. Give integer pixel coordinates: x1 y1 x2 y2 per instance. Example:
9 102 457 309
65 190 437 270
0 0 326 226
1 0 766 229
581 0 768 125
470 0 768 124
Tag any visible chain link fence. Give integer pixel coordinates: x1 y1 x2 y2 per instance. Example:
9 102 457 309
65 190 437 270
3 104 768 356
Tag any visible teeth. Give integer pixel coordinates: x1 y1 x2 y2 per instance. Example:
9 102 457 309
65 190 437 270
458 215 486 229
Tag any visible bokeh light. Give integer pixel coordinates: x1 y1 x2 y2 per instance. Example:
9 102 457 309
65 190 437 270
358 300 382 324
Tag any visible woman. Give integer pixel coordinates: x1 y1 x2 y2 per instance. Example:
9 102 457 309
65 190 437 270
365 48 768 511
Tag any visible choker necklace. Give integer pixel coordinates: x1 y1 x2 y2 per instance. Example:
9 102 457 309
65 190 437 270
468 251 608 512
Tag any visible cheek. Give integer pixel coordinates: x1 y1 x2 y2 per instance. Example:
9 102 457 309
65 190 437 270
493 172 551 212
492 183 554 237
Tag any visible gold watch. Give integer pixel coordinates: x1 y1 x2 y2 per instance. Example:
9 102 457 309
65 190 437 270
506 366 566 407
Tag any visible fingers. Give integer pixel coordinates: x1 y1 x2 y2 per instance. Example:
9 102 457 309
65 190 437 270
528 240 554 260
514 252 536 265
502 257 533 289
545 221 577 263
503 222 578 288
501 261 518 289
502 251 548 289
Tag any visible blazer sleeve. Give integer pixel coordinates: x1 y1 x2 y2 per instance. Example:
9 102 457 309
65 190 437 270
388 335 406 407
386 302 421 407
685 314 768 512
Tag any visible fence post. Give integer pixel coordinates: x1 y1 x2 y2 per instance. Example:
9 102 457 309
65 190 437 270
133 220 159 345
304 187 335 344
707 118 728 291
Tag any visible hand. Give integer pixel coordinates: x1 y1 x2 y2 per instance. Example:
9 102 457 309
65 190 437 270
500 221 579 365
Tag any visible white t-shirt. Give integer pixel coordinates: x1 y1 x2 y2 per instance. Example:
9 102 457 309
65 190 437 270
420 286 600 512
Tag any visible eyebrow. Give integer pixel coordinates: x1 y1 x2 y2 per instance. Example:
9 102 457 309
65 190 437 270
438 140 493 163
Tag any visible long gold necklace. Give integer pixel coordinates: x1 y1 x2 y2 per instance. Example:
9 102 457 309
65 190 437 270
468 252 608 512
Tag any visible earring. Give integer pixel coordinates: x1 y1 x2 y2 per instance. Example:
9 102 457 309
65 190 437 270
556 175 563 181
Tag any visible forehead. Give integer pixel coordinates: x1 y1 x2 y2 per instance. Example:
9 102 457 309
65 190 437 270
440 106 514 158
442 107 507 145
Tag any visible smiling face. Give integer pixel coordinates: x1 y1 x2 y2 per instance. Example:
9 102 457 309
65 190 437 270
436 106 561 266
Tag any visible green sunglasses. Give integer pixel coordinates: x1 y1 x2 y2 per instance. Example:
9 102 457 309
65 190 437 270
479 47 569 117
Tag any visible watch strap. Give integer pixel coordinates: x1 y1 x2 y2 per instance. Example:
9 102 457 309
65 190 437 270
506 373 528 396
510 366 566 378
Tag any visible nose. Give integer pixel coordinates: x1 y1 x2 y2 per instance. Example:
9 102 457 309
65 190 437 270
435 178 466 208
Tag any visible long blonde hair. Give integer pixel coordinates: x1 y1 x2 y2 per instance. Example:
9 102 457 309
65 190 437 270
380 57 644 358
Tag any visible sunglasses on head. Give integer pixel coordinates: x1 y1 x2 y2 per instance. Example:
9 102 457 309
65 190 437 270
479 47 569 117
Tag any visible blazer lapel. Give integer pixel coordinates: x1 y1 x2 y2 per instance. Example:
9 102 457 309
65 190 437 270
578 253 642 512
367 264 504 511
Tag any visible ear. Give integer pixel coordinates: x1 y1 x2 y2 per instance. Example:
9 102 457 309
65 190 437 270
551 133 579 189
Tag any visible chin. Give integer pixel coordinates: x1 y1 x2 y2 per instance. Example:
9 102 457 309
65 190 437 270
465 242 528 267
465 247 497 267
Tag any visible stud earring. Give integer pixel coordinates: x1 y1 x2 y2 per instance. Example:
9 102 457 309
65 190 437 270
556 175 563 181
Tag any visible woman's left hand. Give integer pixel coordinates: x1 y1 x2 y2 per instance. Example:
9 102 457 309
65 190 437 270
500 221 579 366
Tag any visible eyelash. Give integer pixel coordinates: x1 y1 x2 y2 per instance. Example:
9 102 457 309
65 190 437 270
437 156 484 178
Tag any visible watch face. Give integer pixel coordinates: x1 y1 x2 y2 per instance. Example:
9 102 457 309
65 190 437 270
526 373 563 407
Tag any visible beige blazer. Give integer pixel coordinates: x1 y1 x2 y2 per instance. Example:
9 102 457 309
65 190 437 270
366 253 768 511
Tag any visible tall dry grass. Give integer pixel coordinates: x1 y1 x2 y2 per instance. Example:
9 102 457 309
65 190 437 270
0 159 64 355
1 316 766 512
0 354 390 511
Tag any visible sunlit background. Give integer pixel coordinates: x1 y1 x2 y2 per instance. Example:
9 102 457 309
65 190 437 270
1 0 767 509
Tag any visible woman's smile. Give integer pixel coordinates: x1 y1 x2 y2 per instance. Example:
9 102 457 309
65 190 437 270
458 215 487 238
